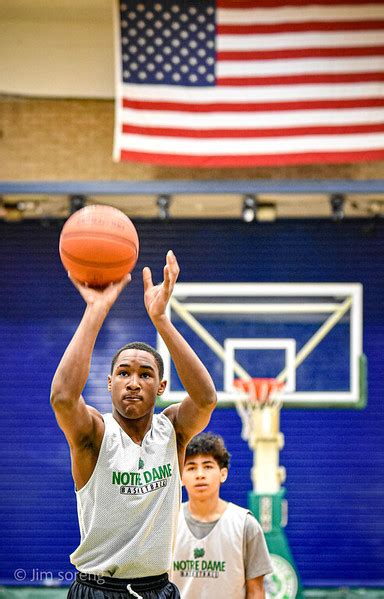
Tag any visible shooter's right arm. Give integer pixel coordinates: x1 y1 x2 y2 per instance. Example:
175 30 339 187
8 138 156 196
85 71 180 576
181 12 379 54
50 302 108 449
50 274 131 450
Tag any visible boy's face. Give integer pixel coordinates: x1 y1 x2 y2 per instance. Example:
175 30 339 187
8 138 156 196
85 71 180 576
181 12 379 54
108 349 166 420
182 454 228 499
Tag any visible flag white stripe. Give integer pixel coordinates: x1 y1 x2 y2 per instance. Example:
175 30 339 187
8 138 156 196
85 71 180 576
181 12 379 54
120 82 384 103
218 57 384 77
119 132 384 155
218 5 384 25
218 31 384 51
121 107 384 128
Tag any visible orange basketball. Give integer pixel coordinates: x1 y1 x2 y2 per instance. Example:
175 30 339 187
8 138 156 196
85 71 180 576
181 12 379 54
59 204 139 287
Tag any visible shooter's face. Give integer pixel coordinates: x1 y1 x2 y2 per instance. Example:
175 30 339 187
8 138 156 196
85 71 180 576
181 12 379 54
108 349 166 420
182 455 228 499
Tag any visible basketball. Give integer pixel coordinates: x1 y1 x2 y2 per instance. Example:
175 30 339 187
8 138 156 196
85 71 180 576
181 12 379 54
59 204 139 287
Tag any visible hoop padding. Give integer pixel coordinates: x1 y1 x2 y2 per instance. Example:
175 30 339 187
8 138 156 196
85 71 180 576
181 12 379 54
233 378 285 442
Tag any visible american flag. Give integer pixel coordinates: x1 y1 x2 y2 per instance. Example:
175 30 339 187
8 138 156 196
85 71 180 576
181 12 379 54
113 0 384 167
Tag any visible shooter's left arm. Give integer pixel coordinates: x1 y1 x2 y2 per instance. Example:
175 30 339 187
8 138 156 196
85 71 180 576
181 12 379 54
143 251 217 442
156 314 217 439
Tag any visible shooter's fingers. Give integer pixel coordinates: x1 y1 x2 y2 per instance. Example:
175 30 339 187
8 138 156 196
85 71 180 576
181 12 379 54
166 250 180 280
142 266 154 292
112 273 131 293
68 271 87 290
163 264 171 292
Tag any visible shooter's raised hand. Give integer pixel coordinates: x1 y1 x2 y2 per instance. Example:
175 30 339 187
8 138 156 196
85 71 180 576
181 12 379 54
68 272 131 311
143 250 180 322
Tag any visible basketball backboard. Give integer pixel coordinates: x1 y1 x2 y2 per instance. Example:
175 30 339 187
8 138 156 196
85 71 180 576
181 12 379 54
157 283 365 408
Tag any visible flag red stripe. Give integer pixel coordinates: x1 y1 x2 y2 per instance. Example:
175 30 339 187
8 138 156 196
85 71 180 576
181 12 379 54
120 149 384 167
218 72 384 85
218 21 384 34
122 97 384 112
218 0 384 7
121 123 384 138
218 46 384 60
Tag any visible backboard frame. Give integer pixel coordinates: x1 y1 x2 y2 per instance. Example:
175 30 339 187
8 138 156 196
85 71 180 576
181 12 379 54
157 282 365 409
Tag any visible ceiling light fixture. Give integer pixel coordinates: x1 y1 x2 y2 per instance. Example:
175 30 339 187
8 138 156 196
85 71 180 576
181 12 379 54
157 195 171 220
242 195 257 223
330 194 345 222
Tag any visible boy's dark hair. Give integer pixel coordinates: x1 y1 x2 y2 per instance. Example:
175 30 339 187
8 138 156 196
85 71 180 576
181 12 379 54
111 342 164 379
185 432 231 470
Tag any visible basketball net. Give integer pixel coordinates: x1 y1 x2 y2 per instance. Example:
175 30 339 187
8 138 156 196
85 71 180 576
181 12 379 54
233 378 285 448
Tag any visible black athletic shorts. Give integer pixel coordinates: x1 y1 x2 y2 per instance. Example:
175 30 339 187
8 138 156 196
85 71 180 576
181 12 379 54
68 572 180 599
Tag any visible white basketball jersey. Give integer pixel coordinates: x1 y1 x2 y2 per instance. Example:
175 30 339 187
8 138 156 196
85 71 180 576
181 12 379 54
171 503 247 598
70 412 181 578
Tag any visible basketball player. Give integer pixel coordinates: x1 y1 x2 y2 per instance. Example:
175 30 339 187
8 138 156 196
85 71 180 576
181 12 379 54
50 251 217 599
171 432 273 599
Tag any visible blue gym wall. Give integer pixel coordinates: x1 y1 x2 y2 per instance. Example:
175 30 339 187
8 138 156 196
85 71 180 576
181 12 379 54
1 218 383 588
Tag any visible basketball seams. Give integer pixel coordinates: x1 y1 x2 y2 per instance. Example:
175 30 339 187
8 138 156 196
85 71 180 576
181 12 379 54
61 230 138 246
60 245 138 269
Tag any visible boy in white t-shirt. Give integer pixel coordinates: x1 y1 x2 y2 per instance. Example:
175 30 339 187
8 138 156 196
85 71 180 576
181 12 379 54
171 432 273 599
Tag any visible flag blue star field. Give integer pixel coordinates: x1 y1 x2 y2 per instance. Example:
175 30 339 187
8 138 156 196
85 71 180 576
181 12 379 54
113 0 384 167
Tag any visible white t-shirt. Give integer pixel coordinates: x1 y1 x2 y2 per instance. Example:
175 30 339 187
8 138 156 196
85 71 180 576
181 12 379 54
70 412 181 578
171 502 273 598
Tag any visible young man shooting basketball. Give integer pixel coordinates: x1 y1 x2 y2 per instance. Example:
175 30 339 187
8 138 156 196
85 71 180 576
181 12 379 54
171 432 272 599
50 251 217 599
